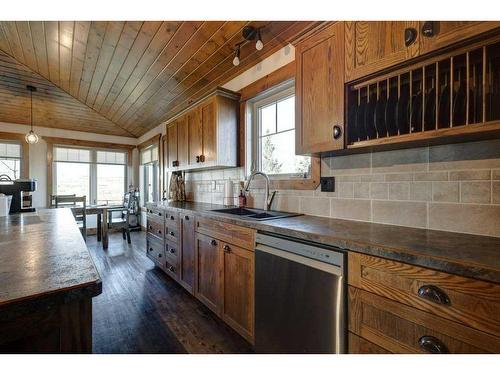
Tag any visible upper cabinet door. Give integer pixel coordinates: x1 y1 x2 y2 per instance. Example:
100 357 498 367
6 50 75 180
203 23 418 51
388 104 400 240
200 99 217 166
176 115 188 169
344 21 420 82
187 108 202 167
166 122 178 170
419 21 500 55
295 22 345 154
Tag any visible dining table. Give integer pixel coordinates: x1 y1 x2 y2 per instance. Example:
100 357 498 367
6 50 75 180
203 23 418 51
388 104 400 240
74 204 126 249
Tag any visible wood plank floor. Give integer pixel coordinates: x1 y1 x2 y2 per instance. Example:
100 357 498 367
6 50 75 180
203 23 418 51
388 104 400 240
87 231 253 354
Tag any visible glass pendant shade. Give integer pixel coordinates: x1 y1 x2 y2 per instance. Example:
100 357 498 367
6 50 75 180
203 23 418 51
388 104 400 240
25 85 39 144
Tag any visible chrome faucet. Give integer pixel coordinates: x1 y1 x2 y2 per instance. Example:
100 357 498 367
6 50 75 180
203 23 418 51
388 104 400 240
244 171 277 211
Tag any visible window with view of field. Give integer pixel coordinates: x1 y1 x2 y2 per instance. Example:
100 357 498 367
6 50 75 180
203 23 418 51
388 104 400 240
0 141 22 180
53 147 127 205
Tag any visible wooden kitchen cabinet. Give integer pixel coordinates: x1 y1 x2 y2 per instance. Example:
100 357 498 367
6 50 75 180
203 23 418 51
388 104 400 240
419 21 500 55
179 212 195 294
344 21 420 82
295 22 345 154
165 88 239 172
221 242 254 343
194 232 222 315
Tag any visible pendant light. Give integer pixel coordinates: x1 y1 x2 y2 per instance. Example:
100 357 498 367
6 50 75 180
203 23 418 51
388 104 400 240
255 29 263 51
25 85 39 144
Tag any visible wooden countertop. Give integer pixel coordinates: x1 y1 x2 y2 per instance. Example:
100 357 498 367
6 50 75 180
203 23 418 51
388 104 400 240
150 201 500 284
0 208 102 309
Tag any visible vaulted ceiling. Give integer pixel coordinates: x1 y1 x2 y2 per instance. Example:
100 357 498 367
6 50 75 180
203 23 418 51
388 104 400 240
0 21 322 137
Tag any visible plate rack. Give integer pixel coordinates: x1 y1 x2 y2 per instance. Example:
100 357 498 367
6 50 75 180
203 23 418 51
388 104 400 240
346 36 500 148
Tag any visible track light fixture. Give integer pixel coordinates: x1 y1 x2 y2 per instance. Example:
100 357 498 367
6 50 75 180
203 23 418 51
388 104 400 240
232 26 264 66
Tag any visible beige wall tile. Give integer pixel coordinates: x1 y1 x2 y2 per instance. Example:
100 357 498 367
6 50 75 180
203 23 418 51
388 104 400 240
492 170 500 180
432 181 459 202
413 171 448 181
449 170 491 181
354 182 370 199
370 182 388 199
389 183 410 200
385 173 413 182
372 200 427 228
410 182 432 201
273 194 300 213
336 175 362 182
361 174 385 182
330 198 371 221
493 181 500 204
372 147 428 173
300 197 331 217
429 203 500 237
460 181 491 204
338 182 354 198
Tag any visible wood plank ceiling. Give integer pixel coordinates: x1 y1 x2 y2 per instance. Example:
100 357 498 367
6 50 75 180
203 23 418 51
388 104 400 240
0 21 321 137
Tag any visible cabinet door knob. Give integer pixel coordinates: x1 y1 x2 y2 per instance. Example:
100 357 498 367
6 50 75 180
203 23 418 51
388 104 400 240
148 247 153 252
171 161 176 167
158 230 162 234
417 285 450 305
223 244 231 252
404 27 418 47
210 239 217 246
333 125 342 139
199 154 205 162
418 336 449 354
169 231 175 236
170 215 175 220
421 21 437 37
158 212 162 216
184 215 189 220
158 253 162 258
169 248 175 254
149 225 152 230
196 155 200 163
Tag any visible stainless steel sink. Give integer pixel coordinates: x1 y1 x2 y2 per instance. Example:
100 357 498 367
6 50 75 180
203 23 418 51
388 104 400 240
210 207 302 221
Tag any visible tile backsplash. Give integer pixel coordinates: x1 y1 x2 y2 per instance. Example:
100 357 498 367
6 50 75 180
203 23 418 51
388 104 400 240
184 139 500 237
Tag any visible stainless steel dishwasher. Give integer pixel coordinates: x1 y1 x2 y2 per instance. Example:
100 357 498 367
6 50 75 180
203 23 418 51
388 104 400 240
254 232 346 354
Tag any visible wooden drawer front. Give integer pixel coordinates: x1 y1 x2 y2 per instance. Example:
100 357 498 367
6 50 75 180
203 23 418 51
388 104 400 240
165 210 179 226
165 240 179 262
348 333 390 354
165 226 179 243
146 207 164 224
348 252 500 337
146 219 164 240
146 235 165 266
164 259 180 281
349 287 500 353
195 217 255 251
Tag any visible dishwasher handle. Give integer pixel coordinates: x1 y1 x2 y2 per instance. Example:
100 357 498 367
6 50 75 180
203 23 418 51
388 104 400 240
255 243 344 277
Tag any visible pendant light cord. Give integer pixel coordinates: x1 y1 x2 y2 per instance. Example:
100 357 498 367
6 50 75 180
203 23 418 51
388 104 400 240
30 88 33 132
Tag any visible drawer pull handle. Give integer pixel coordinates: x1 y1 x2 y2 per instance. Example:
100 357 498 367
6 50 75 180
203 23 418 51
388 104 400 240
418 336 449 354
210 239 217 246
223 244 231 253
418 285 450 305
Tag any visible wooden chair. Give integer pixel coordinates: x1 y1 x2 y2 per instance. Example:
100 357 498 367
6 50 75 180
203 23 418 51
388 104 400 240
54 195 87 242
49 194 75 208
107 207 131 244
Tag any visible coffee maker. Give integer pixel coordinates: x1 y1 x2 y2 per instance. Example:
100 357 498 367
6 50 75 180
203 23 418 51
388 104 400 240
0 175 37 213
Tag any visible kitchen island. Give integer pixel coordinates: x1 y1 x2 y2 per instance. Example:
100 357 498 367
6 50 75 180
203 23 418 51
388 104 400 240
0 208 102 353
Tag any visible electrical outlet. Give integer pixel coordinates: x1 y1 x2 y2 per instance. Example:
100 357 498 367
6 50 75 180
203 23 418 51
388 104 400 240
320 177 335 192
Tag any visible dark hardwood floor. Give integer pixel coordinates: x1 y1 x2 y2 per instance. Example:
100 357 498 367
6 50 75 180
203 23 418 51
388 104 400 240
87 230 253 354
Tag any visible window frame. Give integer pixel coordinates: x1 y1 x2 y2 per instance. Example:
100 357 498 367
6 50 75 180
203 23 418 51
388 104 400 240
52 145 128 205
243 74 320 191
0 139 23 180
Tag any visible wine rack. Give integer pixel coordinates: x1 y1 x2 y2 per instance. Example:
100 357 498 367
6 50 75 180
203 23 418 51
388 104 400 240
346 35 500 148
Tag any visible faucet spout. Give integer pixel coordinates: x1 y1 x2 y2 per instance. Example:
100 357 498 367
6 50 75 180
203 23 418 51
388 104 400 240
244 171 275 211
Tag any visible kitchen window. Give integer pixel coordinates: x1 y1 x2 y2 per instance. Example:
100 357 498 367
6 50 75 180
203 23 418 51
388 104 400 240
140 144 159 205
248 81 311 180
0 141 22 180
53 146 127 205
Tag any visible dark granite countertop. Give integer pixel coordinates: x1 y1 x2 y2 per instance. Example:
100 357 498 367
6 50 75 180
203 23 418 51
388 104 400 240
149 201 500 284
0 208 102 309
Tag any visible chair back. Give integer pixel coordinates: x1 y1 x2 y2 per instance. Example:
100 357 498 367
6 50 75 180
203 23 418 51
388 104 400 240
50 194 76 208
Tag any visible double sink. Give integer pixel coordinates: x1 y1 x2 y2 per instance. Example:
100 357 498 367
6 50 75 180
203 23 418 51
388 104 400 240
211 207 302 221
